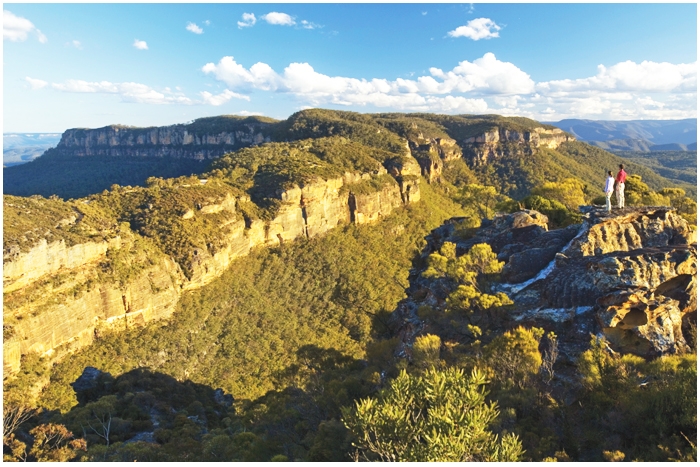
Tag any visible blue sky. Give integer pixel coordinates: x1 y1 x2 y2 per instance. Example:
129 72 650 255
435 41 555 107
3 3 697 132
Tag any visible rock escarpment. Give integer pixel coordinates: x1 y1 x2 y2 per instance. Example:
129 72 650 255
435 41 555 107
48 116 276 160
409 136 463 183
390 206 696 361
3 164 420 376
463 127 574 166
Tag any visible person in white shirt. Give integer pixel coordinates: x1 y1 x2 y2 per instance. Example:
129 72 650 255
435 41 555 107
604 170 615 212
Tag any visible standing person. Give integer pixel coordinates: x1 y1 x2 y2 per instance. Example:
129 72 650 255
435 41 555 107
604 170 615 212
615 164 627 208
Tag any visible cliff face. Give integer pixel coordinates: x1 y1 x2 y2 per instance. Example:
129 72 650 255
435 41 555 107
389 206 696 363
51 120 275 160
410 137 463 183
3 166 420 376
462 127 574 166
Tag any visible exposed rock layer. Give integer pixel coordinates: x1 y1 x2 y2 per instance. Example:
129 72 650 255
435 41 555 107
4 170 420 375
49 121 275 160
462 127 574 166
389 206 696 361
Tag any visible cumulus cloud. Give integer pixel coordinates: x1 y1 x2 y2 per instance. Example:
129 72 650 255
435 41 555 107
25 77 48 89
262 12 295 26
200 54 695 119
448 18 501 40
186 22 203 34
199 89 250 106
200 53 534 112
4 10 47 43
132 39 148 50
538 60 697 94
238 13 256 28
67 39 82 49
202 53 534 103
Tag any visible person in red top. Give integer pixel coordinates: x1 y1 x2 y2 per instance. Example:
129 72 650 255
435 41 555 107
615 164 627 208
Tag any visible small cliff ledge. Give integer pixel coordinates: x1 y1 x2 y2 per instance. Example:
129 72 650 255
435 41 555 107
389 206 696 363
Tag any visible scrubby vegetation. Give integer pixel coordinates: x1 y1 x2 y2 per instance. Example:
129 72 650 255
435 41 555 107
3 109 697 462
614 150 697 186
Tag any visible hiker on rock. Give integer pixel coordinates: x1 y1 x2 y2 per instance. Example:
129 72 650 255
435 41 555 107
604 170 615 212
615 164 627 209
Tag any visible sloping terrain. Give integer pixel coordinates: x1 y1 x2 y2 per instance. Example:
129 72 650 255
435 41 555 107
3 110 696 462
5 110 695 200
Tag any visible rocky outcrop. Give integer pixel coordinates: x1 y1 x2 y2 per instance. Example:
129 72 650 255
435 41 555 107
463 127 574 166
4 243 182 374
48 118 276 160
3 166 421 376
389 206 696 362
409 137 463 183
4 237 122 294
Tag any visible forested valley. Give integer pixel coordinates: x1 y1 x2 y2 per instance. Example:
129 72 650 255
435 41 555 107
3 110 696 462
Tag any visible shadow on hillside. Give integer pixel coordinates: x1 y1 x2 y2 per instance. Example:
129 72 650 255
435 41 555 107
4 155 211 199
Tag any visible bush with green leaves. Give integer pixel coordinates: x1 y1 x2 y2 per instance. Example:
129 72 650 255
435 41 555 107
342 367 524 462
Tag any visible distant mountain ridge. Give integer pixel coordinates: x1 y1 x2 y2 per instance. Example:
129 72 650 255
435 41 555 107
5 110 695 200
582 138 697 152
546 117 696 152
3 133 63 167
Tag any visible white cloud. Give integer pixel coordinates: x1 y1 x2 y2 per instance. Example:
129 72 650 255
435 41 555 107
51 79 194 105
300 20 320 30
68 40 82 49
202 53 534 101
538 60 697 94
199 90 250 106
237 110 264 116
201 54 695 119
202 57 282 91
25 76 48 89
47 78 249 107
186 22 203 34
4 10 47 43
448 18 501 40
133 39 148 50
238 12 256 28
262 12 295 26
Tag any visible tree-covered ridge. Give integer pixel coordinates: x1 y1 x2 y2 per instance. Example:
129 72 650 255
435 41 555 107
3 195 120 254
399 113 561 140
5 108 694 205
615 150 697 186
3 109 697 462
4 136 407 269
209 137 392 197
271 109 408 154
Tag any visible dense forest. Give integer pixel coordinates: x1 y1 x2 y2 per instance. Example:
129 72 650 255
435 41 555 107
614 150 697 187
3 109 697 462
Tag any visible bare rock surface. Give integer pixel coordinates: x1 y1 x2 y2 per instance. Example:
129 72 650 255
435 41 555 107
390 206 697 361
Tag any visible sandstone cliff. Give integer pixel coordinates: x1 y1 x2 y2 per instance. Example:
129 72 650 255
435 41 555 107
389 206 696 363
463 127 574 166
409 137 463 183
48 116 276 160
3 163 420 375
